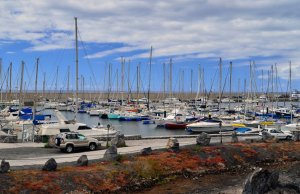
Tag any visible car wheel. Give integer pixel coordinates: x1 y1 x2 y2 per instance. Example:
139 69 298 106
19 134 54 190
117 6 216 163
89 143 97 151
286 136 292 140
66 145 74 153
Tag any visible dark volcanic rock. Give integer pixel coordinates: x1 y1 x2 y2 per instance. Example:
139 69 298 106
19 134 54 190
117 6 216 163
0 159 10 173
231 131 239 143
166 138 180 152
111 133 126 147
104 145 118 161
243 168 279 194
42 158 57 171
261 131 276 142
140 147 152 156
77 155 88 166
196 132 211 146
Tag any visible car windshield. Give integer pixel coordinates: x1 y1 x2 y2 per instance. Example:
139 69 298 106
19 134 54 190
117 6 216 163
77 134 86 139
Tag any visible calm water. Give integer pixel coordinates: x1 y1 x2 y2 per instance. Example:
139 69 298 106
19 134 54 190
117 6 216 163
41 101 299 137
43 110 188 137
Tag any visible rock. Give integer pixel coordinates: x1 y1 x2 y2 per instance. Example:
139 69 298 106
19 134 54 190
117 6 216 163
140 147 152 155
166 138 180 152
196 132 211 146
261 131 275 141
77 155 88 166
104 145 118 161
111 133 126 147
42 158 57 171
243 168 279 194
231 131 239 143
0 159 10 173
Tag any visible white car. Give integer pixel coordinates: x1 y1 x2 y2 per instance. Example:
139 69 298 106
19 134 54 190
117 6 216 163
259 128 293 140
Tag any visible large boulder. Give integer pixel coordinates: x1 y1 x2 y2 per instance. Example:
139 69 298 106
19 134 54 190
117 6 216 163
261 131 275 141
196 132 211 146
166 137 180 152
140 147 152 156
0 159 10 173
111 133 126 147
42 158 57 171
103 145 118 161
243 168 279 194
77 155 88 166
231 131 239 143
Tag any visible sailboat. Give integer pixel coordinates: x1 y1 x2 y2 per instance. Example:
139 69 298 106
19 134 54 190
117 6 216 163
38 18 117 138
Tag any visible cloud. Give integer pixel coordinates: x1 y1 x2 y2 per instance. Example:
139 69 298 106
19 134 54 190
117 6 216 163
0 0 300 80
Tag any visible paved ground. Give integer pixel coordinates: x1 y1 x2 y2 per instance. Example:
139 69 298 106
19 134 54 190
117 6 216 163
0 136 258 169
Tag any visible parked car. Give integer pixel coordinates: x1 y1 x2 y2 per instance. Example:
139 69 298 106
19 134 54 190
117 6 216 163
55 132 100 153
259 128 293 140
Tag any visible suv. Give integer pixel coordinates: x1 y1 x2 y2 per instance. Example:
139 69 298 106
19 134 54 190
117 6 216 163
55 132 100 153
259 128 293 140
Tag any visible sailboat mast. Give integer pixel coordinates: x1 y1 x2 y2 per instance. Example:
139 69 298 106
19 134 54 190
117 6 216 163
289 61 292 123
163 62 166 99
75 17 79 121
19 61 24 111
67 65 70 99
147 46 152 110
218 58 222 115
229 61 232 110
128 60 131 101
190 69 193 96
43 72 46 98
169 58 172 98
0 58 2 102
121 57 124 105
9 62 12 102
33 58 39 121
136 63 140 104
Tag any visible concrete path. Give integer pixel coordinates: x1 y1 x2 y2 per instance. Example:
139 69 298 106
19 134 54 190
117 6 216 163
0 136 257 169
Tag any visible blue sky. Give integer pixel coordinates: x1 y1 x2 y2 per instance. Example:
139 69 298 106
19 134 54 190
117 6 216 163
0 0 300 94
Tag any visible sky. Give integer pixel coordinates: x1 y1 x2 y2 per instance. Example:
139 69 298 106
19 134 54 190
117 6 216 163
0 0 300 95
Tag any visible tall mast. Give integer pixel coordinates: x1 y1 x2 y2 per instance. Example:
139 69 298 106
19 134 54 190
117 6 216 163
67 65 70 99
75 17 79 121
136 63 140 104
202 68 205 102
121 57 124 105
9 62 12 102
229 61 232 110
196 64 201 100
43 72 46 98
169 58 172 98
261 70 264 94
163 62 166 99
289 61 292 123
190 69 193 96
55 66 59 93
116 68 119 97
108 63 111 100
250 61 252 100
33 58 39 121
19 61 24 111
218 58 222 115
0 58 2 102
147 46 152 110
128 60 131 101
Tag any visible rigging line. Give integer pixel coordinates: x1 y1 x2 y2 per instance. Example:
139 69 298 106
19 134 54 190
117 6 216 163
24 62 35 91
206 68 217 100
221 67 230 98
77 29 100 91
0 67 9 91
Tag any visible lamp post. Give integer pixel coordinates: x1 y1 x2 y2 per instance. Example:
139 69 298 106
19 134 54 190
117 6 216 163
219 122 222 144
106 124 110 148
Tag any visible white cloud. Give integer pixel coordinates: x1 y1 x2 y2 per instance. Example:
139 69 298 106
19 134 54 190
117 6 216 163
0 0 300 80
